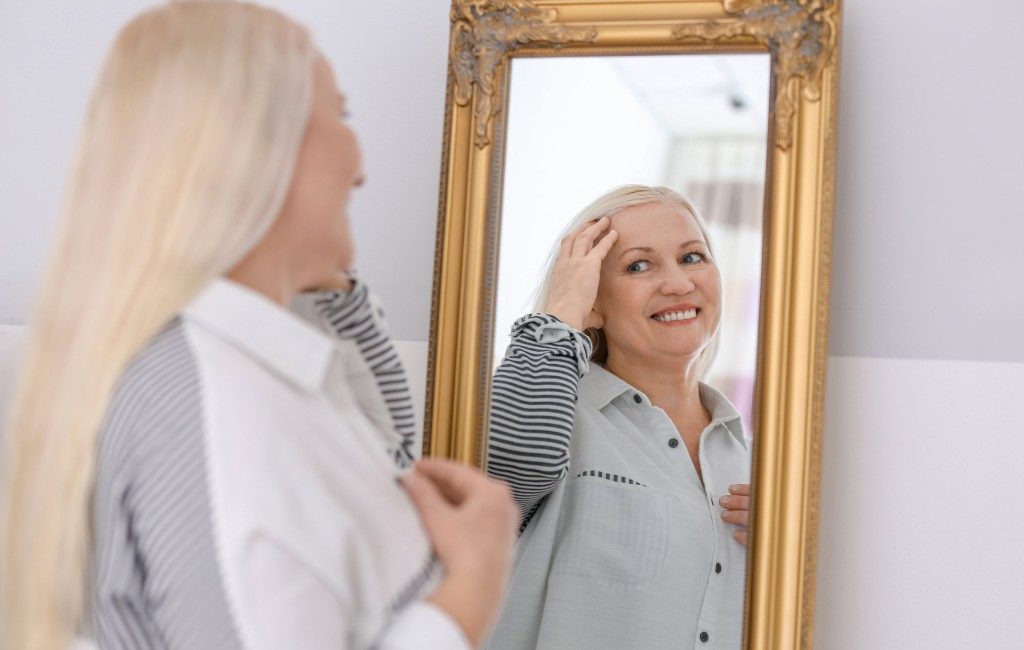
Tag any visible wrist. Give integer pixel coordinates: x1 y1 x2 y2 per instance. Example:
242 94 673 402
542 303 583 331
427 571 502 648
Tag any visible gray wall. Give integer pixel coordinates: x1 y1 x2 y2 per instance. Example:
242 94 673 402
828 1 1024 362
1 1 1022 647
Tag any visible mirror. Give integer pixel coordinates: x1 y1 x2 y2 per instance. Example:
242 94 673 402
484 52 770 648
426 2 841 647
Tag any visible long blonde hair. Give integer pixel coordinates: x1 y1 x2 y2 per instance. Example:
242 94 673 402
1 2 316 646
532 184 721 377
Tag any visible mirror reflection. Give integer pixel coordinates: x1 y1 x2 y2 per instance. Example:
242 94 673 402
485 53 770 648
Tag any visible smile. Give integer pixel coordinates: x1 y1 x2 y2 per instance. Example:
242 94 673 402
651 308 698 322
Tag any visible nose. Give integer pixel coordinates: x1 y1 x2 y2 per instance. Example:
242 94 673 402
658 265 696 296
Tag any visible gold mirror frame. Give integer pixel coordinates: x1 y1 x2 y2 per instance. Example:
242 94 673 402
424 1 841 647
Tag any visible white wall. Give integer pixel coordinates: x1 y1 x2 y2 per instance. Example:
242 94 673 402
2 1 1022 647
0 0 450 342
0 325 29 428
817 357 1024 649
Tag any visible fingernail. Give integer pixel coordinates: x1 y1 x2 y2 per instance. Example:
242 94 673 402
721 496 732 505
730 484 740 492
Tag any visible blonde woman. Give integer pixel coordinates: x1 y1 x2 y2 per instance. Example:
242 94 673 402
1 3 516 649
485 185 753 649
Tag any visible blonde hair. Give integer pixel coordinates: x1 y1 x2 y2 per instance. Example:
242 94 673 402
533 184 721 376
1 2 316 646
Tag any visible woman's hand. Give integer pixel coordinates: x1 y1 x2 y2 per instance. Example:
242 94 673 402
544 217 618 331
402 458 518 647
719 483 751 547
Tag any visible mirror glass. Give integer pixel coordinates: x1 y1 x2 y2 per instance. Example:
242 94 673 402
486 52 771 647
495 53 770 424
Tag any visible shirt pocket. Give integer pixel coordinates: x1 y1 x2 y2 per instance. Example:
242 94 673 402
551 477 669 590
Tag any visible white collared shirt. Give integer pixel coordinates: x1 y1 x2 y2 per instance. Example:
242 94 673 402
92 278 468 649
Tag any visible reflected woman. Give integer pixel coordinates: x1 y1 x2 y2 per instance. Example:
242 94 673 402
485 185 752 649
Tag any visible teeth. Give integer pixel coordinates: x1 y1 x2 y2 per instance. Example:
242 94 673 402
653 309 697 322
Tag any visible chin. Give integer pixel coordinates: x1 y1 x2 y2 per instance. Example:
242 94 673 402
660 349 704 364
337 239 355 271
651 339 708 361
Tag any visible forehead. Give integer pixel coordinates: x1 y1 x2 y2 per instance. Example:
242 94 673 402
608 202 704 245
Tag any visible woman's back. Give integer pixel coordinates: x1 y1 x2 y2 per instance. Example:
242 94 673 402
3 4 517 645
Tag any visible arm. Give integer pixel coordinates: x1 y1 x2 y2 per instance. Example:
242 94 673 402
486 313 592 525
298 276 417 468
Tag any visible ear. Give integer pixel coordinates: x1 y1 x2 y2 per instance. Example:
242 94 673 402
582 308 604 331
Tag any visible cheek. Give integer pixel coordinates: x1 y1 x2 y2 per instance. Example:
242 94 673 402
701 269 723 321
307 123 359 198
598 280 648 326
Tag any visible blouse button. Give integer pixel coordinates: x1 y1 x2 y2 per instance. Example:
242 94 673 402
700 632 710 643
632 393 642 404
715 562 723 574
668 438 680 449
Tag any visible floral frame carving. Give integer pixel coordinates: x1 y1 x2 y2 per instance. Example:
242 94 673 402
425 1 841 648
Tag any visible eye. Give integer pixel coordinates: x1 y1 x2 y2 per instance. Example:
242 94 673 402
627 259 652 273
681 251 707 264
339 110 352 121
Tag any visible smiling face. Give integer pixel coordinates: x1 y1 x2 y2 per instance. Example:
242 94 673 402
594 201 722 372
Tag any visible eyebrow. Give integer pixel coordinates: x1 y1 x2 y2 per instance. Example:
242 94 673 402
618 240 705 259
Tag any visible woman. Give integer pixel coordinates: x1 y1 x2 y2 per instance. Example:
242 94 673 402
0 3 515 649
485 185 753 649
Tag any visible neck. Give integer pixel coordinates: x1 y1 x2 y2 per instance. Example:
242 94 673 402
604 347 707 425
226 243 299 307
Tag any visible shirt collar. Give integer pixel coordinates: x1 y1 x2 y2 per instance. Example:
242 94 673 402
182 277 336 393
697 381 749 450
581 363 749 449
580 363 635 410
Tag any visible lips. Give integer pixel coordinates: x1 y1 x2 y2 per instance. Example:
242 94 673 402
650 303 700 323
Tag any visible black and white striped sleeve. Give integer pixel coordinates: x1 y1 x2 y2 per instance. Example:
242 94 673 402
311 278 417 468
93 320 243 649
486 313 592 525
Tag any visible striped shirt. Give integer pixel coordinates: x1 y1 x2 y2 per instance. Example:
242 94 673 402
89 277 468 649
485 313 751 649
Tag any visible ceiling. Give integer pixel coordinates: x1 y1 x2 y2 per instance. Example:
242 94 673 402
608 53 772 137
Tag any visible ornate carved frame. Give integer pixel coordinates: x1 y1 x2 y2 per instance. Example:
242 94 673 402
425 1 840 647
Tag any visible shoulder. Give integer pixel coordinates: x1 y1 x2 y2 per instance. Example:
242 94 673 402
100 318 204 467
109 318 199 409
